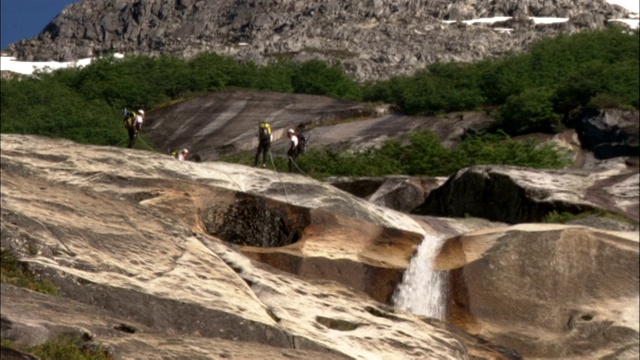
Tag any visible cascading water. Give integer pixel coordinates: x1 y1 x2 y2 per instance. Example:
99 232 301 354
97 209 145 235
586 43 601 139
393 233 448 320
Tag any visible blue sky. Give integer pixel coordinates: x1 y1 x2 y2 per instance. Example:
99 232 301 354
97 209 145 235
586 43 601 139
1 0 77 50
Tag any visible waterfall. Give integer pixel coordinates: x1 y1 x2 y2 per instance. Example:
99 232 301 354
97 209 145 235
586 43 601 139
393 234 448 320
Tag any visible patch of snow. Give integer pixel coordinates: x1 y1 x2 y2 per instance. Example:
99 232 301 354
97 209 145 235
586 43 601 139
608 19 639 29
443 16 571 26
0 53 125 75
442 16 511 25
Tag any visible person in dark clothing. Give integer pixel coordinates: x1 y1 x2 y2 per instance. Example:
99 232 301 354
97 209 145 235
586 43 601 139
286 128 300 173
126 109 145 148
254 121 273 167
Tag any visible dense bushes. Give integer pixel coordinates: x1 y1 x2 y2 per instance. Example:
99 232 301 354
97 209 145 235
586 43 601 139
291 60 362 100
293 130 570 179
1 75 122 145
364 26 638 134
223 129 568 178
496 87 562 135
1 26 636 169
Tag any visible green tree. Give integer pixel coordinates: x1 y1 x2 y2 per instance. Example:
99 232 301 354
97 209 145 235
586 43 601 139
498 87 562 135
291 60 362 100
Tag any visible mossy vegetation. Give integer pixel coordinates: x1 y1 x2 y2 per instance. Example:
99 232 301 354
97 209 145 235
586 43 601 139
1 337 112 360
0 249 59 296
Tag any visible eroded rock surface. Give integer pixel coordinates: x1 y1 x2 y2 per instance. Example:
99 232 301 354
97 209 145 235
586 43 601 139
1 134 509 359
3 134 637 359
435 224 640 358
143 92 494 163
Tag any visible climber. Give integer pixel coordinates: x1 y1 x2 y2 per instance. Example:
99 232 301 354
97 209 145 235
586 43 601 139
171 148 189 161
286 128 299 173
178 148 189 161
125 109 145 148
254 121 272 167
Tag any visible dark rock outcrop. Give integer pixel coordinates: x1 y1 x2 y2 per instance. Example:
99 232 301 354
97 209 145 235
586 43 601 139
569 108 640 159
329 175 447 213
4 0 631 81
420 165 639 224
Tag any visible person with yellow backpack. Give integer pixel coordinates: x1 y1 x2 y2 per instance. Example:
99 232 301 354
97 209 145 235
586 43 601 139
123 108 145 148
171 148 189 161
254 121 272 167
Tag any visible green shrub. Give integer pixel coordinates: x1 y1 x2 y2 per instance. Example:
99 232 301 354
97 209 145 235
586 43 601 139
497 87 562 135
367 27 638 118
0 249 59 296
587 93 626 110
286 130 569 179
1 337 112 360
291 60 362 100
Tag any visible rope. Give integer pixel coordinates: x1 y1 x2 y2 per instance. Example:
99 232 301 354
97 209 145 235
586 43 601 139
220 165 245 192
172 157 195 181
288 156 309 176
136 135 156 152
268 149 290 204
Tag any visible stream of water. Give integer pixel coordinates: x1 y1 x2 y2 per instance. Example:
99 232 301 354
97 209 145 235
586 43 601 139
393 234 448 320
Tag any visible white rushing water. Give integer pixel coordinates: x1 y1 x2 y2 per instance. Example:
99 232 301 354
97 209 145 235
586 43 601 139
393 234 448 320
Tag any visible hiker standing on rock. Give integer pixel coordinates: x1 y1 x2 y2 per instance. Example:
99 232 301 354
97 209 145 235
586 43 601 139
255 121 272 168
286 128 299 173
124 109 145 148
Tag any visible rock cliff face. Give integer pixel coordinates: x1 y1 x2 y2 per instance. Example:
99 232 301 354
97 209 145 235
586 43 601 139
4 0 631 81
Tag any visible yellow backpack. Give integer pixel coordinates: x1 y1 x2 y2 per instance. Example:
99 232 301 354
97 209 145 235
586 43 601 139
259 122 272 141
123 109 137 129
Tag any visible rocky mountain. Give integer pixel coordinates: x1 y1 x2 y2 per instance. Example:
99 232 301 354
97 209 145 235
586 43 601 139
1 133 638 359
4 0 632 81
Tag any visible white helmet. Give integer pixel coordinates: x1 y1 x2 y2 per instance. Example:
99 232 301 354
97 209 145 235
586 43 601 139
182 148 189 153
287 128 295 134
138 109 145 115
